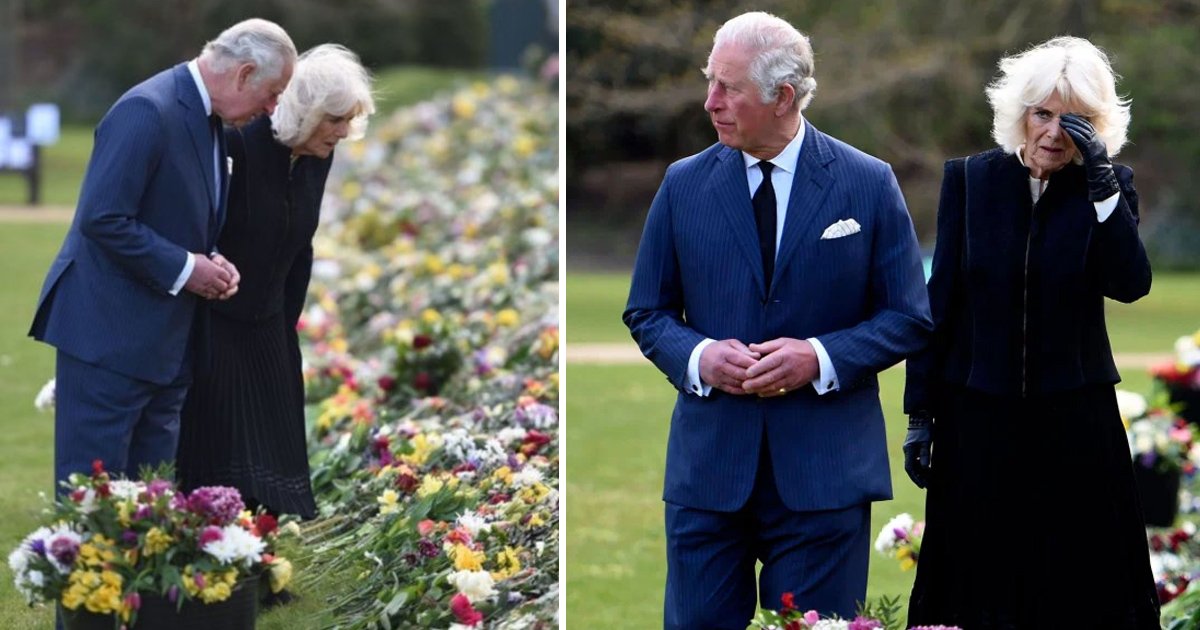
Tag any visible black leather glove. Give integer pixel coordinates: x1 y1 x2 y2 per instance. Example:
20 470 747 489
903 413 933 489
1059 113 1119 202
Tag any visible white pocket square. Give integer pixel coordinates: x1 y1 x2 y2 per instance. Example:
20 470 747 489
820 219 861 240
226 156 234 175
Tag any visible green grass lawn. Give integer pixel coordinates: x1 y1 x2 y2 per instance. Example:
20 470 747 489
564 271 1184 628
0 66 488 209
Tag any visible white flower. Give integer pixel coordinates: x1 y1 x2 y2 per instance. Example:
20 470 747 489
511 466 544 487
874 513 914 553
442 428 476 463
812 621 849 630
107 480 146 501
34 378 55 412
455 511 492 538
447 569 496 603
75 488 98 514
496 427 528 445
203 525 266 566
1115 389 1147 422
1175 334 1200 368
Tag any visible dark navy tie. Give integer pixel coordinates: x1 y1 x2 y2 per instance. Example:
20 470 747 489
753 161 777 291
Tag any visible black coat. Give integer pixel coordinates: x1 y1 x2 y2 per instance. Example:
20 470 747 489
905 147 1151 414
211 117 333 329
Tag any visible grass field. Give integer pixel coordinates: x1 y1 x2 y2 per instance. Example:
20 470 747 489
0 64 488 629
564 270 1182 628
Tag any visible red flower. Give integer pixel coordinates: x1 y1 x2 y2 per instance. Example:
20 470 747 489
378 375 397 392
780 591 796 611
450 593 483 626
92 460 105 476
413 372 433 391
413 334 434 350
396 473 420 493
255 513 278 537
96 483 111 498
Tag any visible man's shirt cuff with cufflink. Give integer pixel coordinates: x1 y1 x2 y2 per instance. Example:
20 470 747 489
170 253 197 296
808 337 839 395
686 338 717 396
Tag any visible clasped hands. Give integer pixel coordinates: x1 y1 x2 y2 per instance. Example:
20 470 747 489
184 253 240 300
698 337 819 397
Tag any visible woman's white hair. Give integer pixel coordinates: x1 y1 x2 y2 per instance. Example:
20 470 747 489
710 11 817 111
270 44 376 148
201 18 296 85
986 36 1131 156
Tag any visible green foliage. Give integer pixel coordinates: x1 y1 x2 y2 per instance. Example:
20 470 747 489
567 0 1200 268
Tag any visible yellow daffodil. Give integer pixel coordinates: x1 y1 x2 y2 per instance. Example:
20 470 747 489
491 546 522 580
144 527 172 556
378 489 400 515
451 543 485 571
496 309 519 327
268 558 294 593
421 309 442 325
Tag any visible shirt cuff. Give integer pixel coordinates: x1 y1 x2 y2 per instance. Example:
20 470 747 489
170 253 197 296
1094 192 1119 223
808 337 839 395
686 338 717 397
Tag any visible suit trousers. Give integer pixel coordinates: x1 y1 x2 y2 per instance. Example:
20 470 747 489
54 349 190 492
664 441 871 630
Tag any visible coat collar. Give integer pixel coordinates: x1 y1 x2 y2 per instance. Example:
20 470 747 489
708 119 837 298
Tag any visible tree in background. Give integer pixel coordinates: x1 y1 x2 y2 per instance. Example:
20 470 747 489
566 0 1200 268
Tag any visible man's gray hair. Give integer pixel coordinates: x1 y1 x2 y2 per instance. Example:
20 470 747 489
711 12 817 111
201 18 297 84
271 44 376 148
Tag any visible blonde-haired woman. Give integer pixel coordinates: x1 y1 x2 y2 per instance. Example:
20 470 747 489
177 44 375 520
903 36 1159 627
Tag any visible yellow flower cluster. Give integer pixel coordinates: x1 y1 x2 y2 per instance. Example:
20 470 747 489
143 527 172 556
183 566 239 603
517 482 552 505
377 489 400 515
404 433 440 467
491 546 522 580
316 383 361 432
267 558 294 594
451 544 486 571
78 536 117 568
896 546 916 571
61 569 124 617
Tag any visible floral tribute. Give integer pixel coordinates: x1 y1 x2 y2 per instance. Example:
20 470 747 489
1119 389 1200 475
1151 331 1200 391
6 461 289 626
750 592 959 630
874 513 924 571
290 74 559 628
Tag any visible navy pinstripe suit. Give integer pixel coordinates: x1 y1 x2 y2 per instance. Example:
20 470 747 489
30 63 228 488
624 120 931 626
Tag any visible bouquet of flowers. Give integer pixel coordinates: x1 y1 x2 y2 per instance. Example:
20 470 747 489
1152 331 1200 390
874 513 924 571
6 461 291 627
750 593 958 630
1121 390 1200 475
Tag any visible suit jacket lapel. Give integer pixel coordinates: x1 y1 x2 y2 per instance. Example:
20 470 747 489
217 125 230 233
175 65 218 211
774 121 835 283
709 145 767 297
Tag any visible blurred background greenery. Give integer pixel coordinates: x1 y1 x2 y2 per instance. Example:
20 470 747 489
565 0 1200 270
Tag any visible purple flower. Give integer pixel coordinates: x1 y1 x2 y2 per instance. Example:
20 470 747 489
418 538 440 558
187 486 245 524
194 572 206 589
122 530 139 545
48 536 79 567
167 585 180 604
134 505 154 520
514 402 557 429
1140 452 1158 469
147 480 173 497
507 454 523 470
30 538 46 556
848 617 884 630
893 527 908 541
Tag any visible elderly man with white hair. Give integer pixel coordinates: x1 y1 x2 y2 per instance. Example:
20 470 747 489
177 44 375 525
624 11 930 627
903 36 1159 627
30 19 296 499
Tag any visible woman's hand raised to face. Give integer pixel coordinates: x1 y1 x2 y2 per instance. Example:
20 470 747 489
1059 113 1120 202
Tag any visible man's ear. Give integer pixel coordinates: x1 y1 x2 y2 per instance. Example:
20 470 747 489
774 83 796 116
235 63 257 90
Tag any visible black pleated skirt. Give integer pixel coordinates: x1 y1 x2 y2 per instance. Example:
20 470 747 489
908 383 1160 629
177 311 316 519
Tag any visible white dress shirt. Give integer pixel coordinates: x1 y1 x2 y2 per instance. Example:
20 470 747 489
168 60 222 296
685 120 841 397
